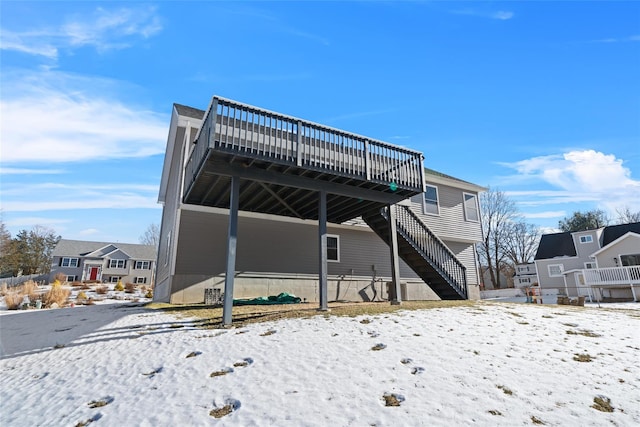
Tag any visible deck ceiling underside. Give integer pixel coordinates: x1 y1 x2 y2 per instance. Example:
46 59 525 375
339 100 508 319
184 151 418 224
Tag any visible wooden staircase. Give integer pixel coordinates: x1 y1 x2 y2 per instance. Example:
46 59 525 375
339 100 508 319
362 205 468 300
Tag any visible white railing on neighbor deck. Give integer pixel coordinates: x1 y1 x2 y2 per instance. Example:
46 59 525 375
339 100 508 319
582 266 640 302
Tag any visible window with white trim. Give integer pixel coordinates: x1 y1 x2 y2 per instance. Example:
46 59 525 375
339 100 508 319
423 185 439 215
134 277 147 284
61 257 79 267
548 264 564 277
463 193 479 222
135 261 151 270
108 259 126 269
584 262 596 269
519 277 531 283
621 254 640 266
327 235 340 262
579 235 593 244
110 276 120 283
66 275 77 282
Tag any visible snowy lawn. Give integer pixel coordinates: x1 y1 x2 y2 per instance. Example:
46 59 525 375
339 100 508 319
0 301 638 426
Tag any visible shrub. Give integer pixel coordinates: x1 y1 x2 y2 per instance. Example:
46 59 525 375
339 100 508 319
71 281 83 287
54 272 66 284
95 286 108 295
5 291 24 310
124 283 136 294
80 283 91 290
22 280 40 302
145 289 153 299
76 291 88 300
0 283 8 296
114 281 124 292
43 286 70 308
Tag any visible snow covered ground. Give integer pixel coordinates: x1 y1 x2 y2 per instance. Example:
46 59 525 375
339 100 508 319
1 301 638 426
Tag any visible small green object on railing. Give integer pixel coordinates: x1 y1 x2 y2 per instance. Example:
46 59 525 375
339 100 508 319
389 182 398 192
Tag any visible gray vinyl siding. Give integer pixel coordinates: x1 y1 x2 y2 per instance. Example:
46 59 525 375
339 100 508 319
442 240 480 286
408 183 482 243
174 209 420 280
156 125 187 285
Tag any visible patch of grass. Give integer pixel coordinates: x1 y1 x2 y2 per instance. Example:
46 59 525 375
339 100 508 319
562 322 578 327
146 300 477 329
542 315 553 318
4 291 24 310
53 344 65 349
531 415 545 425
233 361 248 368
566 329 602 338
371 343 386 351
517 321 530 325
591 396 614 412
507 312 523 317
260 330 276 336
210 404 233 418
360 318 372 324
185 351 201 358
210 368 233 377
88 396 113 408
488 410 502 416
573 353 594 362
382 393 403 407
497 385 513 395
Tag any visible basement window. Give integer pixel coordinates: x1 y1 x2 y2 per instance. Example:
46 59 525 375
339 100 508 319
327 235 340 262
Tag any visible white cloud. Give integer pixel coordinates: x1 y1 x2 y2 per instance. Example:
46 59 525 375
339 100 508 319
503 149 640 216
79 228 100 236
3 216 71 229
592 35 640 43
0 6 162 59
0 70 168 163
521 210 567 219
0 168 66 175
451 9 514 20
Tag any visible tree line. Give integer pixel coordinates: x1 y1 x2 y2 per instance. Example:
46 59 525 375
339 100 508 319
478 188 640 289
0 223 60 277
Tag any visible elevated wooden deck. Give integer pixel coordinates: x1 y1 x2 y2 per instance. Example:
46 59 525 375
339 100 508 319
183 96 425 223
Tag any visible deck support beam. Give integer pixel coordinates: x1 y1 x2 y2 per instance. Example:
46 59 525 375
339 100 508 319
318 190 329 311
387 204 402 305
222 175 240 325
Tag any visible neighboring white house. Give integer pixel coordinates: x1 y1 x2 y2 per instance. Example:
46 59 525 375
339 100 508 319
154 98 486 306
514 262 537 288
50 240 156 285
534 222 640 301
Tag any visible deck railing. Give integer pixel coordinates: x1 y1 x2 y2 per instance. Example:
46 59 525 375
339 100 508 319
389 205 467 298
185 96 424 194
583 266 640 285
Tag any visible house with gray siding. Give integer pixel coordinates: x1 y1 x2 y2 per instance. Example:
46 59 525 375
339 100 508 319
534 222 640 301
155 97 485 309
50 240 156 285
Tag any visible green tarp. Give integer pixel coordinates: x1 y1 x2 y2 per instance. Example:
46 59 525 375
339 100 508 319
233 292 302 306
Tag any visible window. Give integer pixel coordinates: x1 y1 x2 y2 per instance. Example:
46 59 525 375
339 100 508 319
585 262 596 269
135 261 151 270
579 235 593 244
66 275 77 282
110 276 120 283
423 185 439 215
61 257 79 267
620 254 640 266
519 277 531 284
108 259 126 269
327 235 340 262
134 277 147 284
463 193 479 222
548 264 564 277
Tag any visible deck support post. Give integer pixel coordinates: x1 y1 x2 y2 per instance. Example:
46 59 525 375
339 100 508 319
318 190 329 311
222 175 240 326
388 204 402 305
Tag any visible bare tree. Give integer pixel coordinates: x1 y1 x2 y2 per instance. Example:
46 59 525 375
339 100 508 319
502 221 540 265
615 206 640 224
140 223 160 248
479 188 520 289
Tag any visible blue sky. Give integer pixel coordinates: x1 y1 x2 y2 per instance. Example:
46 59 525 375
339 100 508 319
1 1 639 243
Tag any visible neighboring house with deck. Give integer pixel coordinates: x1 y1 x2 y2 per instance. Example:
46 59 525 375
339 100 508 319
534 222 640 301
154 96 486 320
50 240 156 285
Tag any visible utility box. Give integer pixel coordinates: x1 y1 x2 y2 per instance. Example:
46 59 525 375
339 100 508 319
204 288 222 306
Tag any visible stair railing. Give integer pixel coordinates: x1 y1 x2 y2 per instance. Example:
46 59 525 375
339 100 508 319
383 205 467 298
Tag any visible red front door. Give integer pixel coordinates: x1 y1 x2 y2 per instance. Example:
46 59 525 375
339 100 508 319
89 267 99 281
